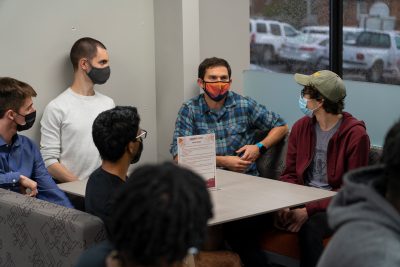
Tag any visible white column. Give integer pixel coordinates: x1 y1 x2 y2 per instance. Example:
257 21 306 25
154 0 200 161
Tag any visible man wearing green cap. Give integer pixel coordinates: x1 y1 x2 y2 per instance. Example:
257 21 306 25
277 70 370 267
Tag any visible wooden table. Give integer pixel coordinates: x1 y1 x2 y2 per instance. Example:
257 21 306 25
58 169 336 225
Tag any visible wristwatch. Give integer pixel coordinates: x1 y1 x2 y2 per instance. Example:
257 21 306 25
256 142 267 154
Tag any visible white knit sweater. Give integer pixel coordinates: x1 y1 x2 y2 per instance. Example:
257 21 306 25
40 88 115 180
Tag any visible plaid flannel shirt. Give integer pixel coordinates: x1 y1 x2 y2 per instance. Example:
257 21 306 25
170 91 286 175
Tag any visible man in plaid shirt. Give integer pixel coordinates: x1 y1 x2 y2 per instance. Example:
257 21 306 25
170 57 288 176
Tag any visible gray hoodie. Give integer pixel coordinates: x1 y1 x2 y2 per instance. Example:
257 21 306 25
317 165 400 267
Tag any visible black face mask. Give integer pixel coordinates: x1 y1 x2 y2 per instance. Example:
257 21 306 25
16 111 36 131
87 65 111 85
131 140 143 164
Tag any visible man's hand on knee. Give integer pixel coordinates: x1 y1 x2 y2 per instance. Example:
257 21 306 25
286 208 308 232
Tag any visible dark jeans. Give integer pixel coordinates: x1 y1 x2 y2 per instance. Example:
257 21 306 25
298 212 333 267
224 213 273 267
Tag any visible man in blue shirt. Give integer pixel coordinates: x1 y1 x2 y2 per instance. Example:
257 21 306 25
170 57 288 175
0 77 72 208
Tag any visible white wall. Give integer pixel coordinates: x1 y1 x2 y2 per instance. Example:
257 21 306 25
199 0 250 94
154 0 201 161
0 0 250 163
0 0 158 165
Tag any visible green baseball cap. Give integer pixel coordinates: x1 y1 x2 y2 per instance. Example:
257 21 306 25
294 70 346 103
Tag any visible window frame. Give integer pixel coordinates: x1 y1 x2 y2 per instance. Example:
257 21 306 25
329 0 343 77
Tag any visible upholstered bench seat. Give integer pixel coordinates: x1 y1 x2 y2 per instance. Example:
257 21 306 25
260 227 330 260
0 188 106 266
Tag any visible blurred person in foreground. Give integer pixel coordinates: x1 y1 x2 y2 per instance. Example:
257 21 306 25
75 162 213 267
317 119 400 267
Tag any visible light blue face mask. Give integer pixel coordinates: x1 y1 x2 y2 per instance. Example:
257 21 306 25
298 96 316 118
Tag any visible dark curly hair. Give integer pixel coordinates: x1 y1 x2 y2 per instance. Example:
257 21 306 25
92 106 140 162
302 86 345 114
382 119 400 197
198 57 231 80
109 162 213 266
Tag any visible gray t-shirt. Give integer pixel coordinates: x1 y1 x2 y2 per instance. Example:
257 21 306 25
306 120 342 189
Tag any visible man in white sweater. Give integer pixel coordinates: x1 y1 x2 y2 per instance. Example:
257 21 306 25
40 37 115 182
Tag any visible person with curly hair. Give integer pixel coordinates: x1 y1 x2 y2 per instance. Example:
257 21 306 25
76 162 213 267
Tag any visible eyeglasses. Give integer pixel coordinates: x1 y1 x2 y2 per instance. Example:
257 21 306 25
136 129 147 140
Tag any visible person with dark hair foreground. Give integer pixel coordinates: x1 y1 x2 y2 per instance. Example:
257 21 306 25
85 106 145 228
75 162 213 267
317 119 400 267
40 37 115 182
278 70 370 267
170 57 288 176
0 77 72 208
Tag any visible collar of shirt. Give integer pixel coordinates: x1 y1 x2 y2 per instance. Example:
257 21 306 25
199 91 237 115
0 134 20 149
0 136 6 147
0 134 21 150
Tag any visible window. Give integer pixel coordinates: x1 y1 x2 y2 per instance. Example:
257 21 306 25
395 36 400 49
256 23 267 33
284 25 298 37
270 24 281 36
377 34 390 48
319 39 328 46
343 32 360 44
311 30 329 35
362 33 390 48
249 0 400 85
357 32 371 46
249 0 328 74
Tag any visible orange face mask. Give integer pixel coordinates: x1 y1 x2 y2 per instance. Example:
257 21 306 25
203 81 231 101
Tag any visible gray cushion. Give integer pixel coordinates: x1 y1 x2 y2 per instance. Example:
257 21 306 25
0 188 106 266
255 132 288 179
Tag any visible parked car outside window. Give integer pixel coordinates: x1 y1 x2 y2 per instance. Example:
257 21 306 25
279 34 328 71
300 26 362 44
342 30 400 83
301 26 329 39
250 18 300 65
